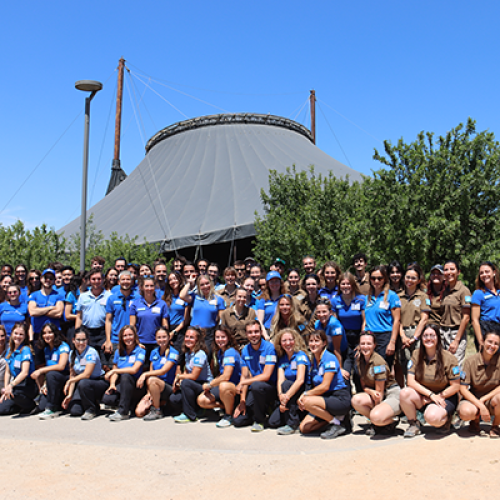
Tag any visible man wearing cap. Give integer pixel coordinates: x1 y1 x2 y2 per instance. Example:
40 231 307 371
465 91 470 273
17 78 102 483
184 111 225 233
75 270 112 365
270 258 286 276
28 269 64 361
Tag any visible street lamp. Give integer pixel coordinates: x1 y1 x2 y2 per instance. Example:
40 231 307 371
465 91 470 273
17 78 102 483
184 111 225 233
75 80 103 272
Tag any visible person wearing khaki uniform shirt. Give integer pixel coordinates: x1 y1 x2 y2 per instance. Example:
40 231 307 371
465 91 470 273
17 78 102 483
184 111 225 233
459 330 500 437
351 332 401 436
400 324 460 438
397 264 430 378
440 261 471 367
220 289 257 348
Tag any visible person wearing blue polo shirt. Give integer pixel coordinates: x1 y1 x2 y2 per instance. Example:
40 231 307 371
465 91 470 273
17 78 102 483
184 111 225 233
28 269 64 359
161 271 189 352
105 271 138 362
62 329 107 420
471 261 500 350
257 271 285 338
315 298 348 375
75 270 111 367
197 325 242 428
0 322 37 415
233 320 277 431
154 260 168 299
130 276 169 363
180 274 225 354
31 323 70 419
103 325 146 421
318 261 342 302
135 326 179 420
0 284 29 335
364 266 401 368
171 326 213 423
268 328 309 435
299 329 351 439
332 272 366 391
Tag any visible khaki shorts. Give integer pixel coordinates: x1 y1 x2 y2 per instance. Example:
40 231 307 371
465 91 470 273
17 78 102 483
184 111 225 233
383 384 401 415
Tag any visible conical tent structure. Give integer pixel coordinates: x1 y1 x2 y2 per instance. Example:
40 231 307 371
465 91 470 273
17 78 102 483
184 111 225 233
59 113 364 252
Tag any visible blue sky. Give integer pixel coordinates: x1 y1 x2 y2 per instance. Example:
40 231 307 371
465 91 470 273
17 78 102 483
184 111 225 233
1 1 499 233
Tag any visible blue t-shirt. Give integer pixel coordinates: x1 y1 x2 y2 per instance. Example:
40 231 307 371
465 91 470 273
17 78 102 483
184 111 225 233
256 298 279 329
190 294 226 329
28 290 63 333
71 346 103 379
278 350 310 382
6 345 35 378
331 294 365 331
44 342 70 373
184 349 213 382
217 347 241 385
315 316 348 354
105 291 138 343
0 302 29 335
318 286 338 302
167 295 188 326
113 345 146 379
240 339 277 382
130 297 169 344
309 350 346 392
65 290 79 316
149 346 179 384
471 289 500 323
364 290 401 333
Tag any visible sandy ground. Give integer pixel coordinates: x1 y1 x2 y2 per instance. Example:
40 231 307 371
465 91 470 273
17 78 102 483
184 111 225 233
1 413 499 500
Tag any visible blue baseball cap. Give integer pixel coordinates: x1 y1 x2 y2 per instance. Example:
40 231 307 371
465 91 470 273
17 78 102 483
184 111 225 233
266 271 282 281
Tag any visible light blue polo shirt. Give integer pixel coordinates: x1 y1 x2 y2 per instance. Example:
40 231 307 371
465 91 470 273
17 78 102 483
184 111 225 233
76 289 111 329
364 290 401 333
471 289 500 323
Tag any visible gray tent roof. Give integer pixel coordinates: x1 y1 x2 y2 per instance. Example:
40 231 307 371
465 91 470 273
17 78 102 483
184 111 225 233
59 113 364 252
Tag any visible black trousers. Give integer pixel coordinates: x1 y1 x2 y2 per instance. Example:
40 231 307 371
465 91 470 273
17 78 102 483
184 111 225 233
0 379 38 415
268 379 304 429
83 325 114 367
233 381 277 427
39 371 69 411
169 379 205 420
101 373 145 416
69 378 109 415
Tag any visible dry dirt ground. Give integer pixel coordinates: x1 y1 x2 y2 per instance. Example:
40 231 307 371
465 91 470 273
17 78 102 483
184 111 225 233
1 413 500 500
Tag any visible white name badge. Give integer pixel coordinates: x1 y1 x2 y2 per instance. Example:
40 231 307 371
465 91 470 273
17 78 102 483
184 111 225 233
152 306 161 314
209 299 218 306
259 355 266 364
319 366 325 375
290 361 297 370
51 353 58 361
129 356 136 363
100 298 107 306
379 301 389 310
351 303 361 311
14 360 21 369
160 358 167 365
175 298 185 306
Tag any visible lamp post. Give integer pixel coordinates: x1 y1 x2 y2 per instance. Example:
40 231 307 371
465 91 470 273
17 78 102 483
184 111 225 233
75 80 103 272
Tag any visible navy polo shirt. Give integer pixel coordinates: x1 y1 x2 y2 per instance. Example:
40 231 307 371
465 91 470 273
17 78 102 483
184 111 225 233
129 297 169 344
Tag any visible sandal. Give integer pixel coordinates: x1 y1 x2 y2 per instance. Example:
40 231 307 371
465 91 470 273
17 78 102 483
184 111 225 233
490 425 500 439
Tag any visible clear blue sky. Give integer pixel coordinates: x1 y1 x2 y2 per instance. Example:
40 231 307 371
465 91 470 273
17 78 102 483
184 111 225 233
1 1 499 233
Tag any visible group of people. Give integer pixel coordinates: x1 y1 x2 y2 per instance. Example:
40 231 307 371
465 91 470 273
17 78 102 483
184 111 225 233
0 253 500 439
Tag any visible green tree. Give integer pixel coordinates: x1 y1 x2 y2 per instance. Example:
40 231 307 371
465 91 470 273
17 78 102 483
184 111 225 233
371 118 500 284
253 166 366 270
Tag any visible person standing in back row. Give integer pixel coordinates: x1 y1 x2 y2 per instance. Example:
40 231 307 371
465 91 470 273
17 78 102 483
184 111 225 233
75 270 111 366
440 260 471 367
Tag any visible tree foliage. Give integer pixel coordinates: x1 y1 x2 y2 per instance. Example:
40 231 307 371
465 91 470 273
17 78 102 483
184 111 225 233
0 215 162 270
254 119 500 286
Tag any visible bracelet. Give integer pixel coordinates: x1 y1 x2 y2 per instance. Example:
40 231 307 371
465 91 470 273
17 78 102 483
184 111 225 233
428 391 433 398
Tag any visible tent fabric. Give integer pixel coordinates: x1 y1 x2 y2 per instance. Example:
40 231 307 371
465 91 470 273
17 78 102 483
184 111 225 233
59 114 364 252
